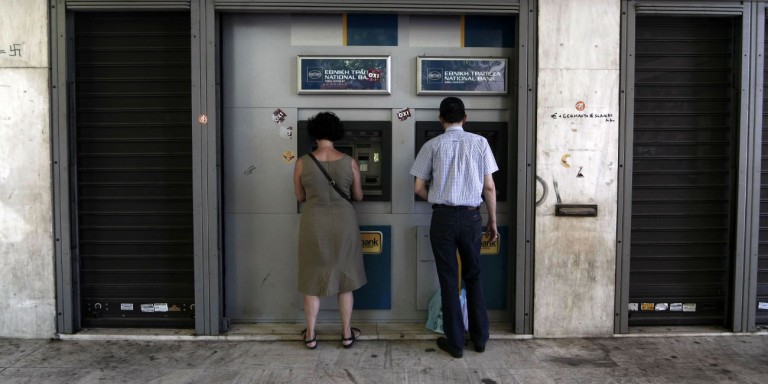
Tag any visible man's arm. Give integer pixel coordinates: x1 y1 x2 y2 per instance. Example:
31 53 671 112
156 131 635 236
482 174 498 239
414 177 429 201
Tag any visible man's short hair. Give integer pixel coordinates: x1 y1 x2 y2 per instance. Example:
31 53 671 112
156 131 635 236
439 97 466 123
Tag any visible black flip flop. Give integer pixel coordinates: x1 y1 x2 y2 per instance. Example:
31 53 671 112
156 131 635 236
301 329 317 350
341 327 361 349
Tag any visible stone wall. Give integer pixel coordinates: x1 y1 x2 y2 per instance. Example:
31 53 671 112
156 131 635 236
0 0 55 338
534 0 620 337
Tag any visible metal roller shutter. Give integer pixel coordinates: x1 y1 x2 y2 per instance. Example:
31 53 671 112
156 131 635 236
629 16 739 326
74 12 194 327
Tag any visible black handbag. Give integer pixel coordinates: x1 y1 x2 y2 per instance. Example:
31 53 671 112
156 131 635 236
307 153 352 201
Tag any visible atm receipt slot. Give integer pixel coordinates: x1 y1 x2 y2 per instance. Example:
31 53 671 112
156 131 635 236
555 204 598 217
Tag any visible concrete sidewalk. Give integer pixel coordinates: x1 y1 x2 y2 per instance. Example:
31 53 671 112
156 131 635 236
2 328 768 383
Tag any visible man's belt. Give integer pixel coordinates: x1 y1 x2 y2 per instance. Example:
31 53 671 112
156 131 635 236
432 204 479 211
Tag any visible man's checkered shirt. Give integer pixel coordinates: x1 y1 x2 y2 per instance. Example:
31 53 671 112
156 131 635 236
410 125 498 207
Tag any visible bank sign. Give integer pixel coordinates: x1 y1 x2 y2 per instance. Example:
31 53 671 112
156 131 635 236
417 57 508 95
298 55 391 94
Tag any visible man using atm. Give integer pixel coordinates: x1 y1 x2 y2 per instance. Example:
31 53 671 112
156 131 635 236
410 97 499 358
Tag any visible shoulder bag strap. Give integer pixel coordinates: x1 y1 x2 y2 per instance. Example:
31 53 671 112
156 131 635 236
307 153 352 201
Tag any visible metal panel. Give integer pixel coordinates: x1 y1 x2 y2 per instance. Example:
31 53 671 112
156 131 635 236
52 0 77 334
756 5 768 328
515 0 535 335
66 0 191 9
191 0 224 335
74 12 194 327
628 15 740 326
214 0 519 13
741 2 764 332
616 0 636 335
636 2 743 16
220 12 516 324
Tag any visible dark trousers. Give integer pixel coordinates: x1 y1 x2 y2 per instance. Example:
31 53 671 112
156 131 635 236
429 206 489 353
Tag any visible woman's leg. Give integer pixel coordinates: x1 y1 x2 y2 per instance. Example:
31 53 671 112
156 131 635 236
338 291 355 343
304 295 320 347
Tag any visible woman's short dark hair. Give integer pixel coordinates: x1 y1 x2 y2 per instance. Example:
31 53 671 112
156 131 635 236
307 112 344 142
439 97 466 123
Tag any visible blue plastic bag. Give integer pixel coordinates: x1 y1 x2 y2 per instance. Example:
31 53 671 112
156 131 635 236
425 288 468 334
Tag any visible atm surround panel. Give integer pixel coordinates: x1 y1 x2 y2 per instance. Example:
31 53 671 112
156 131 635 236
298 120 392 202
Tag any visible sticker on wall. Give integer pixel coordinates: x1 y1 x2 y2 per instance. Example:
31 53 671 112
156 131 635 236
641 303 655 311
628 303 639 311
198 113 208 125
140 304 155 313
654 303 669 311
367 68 383 82
669 303 683 312
758 302 768 310
154 303 169 312
575 100 586 111
120 303 134 311
682 303 696 312
279 126 293 139
397 107 412 121
560 153 571 168
282 150 296 163
273 108 287 124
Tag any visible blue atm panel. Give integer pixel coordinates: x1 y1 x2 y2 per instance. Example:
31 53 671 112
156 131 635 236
479 226 509 310
354 225 391 309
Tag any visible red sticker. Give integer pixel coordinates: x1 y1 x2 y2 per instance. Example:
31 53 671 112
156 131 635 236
198 114 208 125
397 108 412 121
273 108 287 124
367 68 382 82
575 101 586 111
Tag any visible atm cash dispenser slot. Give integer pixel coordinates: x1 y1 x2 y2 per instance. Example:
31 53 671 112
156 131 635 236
298 120 391 202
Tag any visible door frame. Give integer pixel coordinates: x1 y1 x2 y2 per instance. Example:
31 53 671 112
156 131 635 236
616 0 760 333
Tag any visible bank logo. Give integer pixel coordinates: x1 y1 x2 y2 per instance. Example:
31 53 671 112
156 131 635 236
427 69 443 82
480 233 499 255
307 68 323 81
360 231 383 254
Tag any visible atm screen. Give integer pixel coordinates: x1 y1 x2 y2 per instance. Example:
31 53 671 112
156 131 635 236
297 120 391 202
336 146 354 157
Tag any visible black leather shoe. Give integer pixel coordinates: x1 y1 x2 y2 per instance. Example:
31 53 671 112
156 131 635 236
437 337 463 358
474 343 485 353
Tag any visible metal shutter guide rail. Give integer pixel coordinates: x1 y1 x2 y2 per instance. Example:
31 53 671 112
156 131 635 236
635 5 743 16
66 1 191 9
214 1 519 13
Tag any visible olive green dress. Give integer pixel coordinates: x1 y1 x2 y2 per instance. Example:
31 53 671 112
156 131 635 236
298 154 367 296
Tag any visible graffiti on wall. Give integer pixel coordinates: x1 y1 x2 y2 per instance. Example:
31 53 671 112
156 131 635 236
0 44 22 57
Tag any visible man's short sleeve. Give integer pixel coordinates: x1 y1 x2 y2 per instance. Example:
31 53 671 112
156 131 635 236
482 140 499 175
410 144 433 180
